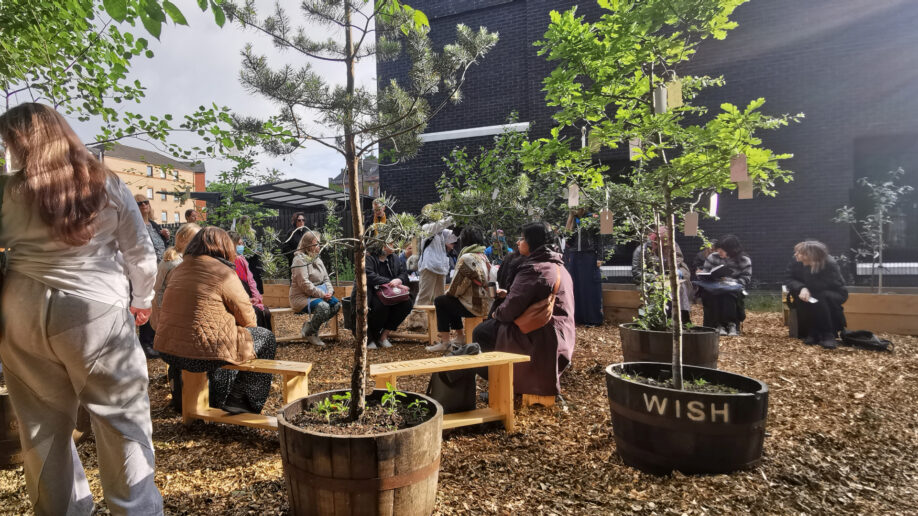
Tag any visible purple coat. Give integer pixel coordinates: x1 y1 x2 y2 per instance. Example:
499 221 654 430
492 246 576 396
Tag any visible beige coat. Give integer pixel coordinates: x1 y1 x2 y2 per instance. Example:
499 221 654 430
289 251 332 313
447 252 496 316
154 254 257 364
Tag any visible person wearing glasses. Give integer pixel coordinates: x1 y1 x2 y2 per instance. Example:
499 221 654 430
133 193 170 358
282 212 308 268
290 231 340 346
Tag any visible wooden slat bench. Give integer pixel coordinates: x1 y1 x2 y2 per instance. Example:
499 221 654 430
182 359 312 430
389 304 438 344
369 351 530 432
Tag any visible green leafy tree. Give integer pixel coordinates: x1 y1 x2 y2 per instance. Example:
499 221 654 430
526 0 801 389
224 0 498 419
205 152 284 228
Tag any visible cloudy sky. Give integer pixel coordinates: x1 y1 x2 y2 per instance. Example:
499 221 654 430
71 3 377 186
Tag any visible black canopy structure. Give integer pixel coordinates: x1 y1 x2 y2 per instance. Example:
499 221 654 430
245 179 350 209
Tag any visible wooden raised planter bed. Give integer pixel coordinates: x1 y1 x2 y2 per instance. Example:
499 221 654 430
844 287 918 336
602 283 641 324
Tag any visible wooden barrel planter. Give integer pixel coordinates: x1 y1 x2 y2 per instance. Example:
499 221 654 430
619 323 719 369
605 362 769 475
0 391 22 468
278 389 443 516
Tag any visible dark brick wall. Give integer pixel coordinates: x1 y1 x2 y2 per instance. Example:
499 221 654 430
378 0 918 286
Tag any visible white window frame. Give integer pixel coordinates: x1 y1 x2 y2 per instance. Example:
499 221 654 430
146 166 153 177
174 212 180 222
146 188 153 199
160 192 167 201
160 211 167 222
159 168 166 179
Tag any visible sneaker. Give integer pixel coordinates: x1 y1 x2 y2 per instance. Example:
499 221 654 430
379 338 393 348
726 323 739 336
307 335 325 347
717 326 727 336
366 341 378 350
425 341 450 353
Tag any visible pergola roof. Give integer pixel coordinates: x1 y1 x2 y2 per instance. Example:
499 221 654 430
245 179 353 209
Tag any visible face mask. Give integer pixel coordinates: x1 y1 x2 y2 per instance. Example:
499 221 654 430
236 244 245 255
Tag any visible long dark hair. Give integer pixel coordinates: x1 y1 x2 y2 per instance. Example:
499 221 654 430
0 103 110 246
521 221 551 251
716 234 745 258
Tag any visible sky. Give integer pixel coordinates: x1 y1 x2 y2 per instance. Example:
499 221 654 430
70 3 377 186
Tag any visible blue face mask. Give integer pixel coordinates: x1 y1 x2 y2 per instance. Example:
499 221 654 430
236 244 245 255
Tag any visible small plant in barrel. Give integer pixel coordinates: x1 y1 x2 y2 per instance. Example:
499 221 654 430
526 0 801 389
225 0 497 420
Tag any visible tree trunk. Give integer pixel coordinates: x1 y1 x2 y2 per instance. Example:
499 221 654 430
344 2 368 421
664 197 683 390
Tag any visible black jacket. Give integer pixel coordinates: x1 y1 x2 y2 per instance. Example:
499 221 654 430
785 258 848 301
365 252 409 295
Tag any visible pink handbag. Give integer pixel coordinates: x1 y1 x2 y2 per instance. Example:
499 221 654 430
375 283 411 305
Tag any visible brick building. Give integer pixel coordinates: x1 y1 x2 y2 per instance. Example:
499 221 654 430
91 143 207 223
377 0 918 286
328 157 380 197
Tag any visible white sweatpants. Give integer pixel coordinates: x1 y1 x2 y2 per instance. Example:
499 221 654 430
0 272 163 515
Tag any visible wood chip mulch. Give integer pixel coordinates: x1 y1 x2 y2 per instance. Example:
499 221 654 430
1 307 916 514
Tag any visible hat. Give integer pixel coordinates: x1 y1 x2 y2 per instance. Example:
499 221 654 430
444 230 458 245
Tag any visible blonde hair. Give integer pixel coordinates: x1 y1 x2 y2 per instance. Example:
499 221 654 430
132 193 152 222
163 223 201 262
794 240 829 273
0 103 111 246
297 230 321 253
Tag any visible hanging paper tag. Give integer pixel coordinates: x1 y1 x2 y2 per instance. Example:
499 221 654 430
730 153 749 182
628 138 642 161
709 193 719 218
653 85 668 114
491 188 499 200
600 209 613 234
568 184 580 207
666 79 683 109
738 180 753 199
588 130 602 153
683 212 698 236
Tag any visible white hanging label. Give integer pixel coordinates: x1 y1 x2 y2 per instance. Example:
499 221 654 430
568 184 580 207
600 209 613 235
684 212 698 236
730 153 749 182
709 193 719 218
653 85 668 114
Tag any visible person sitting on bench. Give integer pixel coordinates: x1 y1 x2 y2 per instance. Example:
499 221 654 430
365 238 413 349
696 235 752 336
155 227 277 415
785 240 848 349
290 230 340 347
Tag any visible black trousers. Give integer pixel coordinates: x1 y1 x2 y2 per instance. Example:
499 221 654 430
472 318 500 352
434 295 475 332
367 294 413 341
795 290 847 339
701 291 745 328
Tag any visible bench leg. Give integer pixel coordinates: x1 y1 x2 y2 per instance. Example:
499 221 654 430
426 310 437 345
282 373 309 405
375 375 397 390
522 394 555 407
182 371 210 426
464 316 483 345
488 364 515 432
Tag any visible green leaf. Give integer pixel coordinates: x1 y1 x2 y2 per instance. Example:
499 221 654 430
198 0 208 10
210 1 226 27
163 1 188 25
221 137 234 149
413 9 429 29
103 0 127 21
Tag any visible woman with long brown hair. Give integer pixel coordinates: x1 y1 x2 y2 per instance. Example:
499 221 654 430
0 103 162 513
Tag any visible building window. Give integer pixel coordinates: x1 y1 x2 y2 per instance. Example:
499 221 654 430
174 212 180 222
159 169 166 179
172 169 180 180
161 211 167 222
367 185 374 196
146 188 153 199
160 192 167 201
146 166 153 177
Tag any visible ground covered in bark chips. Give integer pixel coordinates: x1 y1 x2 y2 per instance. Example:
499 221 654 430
1 307 917 514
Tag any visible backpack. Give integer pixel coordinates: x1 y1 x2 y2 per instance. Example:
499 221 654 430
840 330 894 353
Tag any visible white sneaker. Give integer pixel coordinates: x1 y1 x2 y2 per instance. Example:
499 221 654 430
366 341 378 350
425 341 450 353
717 326 727 336
307 335 325 347
379 338 393 348
726 324 739 336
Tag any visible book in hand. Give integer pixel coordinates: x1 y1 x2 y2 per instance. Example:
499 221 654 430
696 264 730 280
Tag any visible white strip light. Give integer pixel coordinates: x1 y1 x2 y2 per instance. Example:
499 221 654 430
419 122 530 143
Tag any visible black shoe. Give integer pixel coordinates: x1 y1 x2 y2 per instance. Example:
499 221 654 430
141 343 160 359
819 337 838 349
222 390 249 415
803 335 818 346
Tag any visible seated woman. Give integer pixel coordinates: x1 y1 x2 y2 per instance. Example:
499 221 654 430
228 231 271 330
427 226 496 352
290 231 340 347
785 240 848 349
154 227 277 415
696 235 752 336
365 239 413 349
473 222 576 397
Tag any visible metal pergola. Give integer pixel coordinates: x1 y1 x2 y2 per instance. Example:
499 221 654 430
245 179 350 209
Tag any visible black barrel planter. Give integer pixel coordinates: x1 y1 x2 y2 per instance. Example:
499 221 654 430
278 389 443 516
605 362 768 475
619 323 719 369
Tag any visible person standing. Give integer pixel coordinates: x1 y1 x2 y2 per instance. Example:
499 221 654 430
134 193 168 358
0 103 162 514
282 212 308 269
416 215 454 306
184 208 199 224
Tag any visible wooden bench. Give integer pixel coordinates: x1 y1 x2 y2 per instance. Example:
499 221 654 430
182 359 312 430
389 304 438 344
369 351 530 432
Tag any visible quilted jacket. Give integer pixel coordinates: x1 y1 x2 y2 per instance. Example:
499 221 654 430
289 251 332 313
153 254 257 364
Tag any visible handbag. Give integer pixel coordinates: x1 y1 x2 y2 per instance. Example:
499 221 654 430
375 283 410 306
426 343 480 414
514 264 562 334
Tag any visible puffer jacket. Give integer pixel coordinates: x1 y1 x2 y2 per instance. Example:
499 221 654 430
289 251 332 313
154 254 257 364
703 253 753 287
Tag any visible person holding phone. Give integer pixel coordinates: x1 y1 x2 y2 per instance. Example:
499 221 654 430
785 240 848 348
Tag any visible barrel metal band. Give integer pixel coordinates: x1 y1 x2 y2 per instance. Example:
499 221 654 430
291 457 440 492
